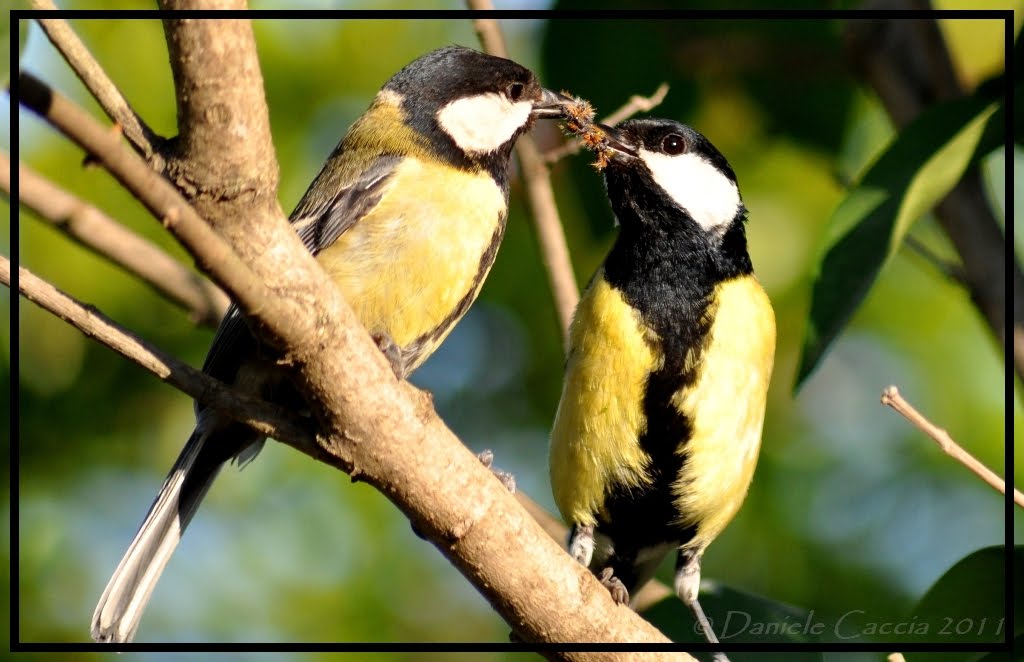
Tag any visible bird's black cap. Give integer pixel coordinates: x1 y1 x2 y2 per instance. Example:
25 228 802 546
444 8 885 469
385 45 555 116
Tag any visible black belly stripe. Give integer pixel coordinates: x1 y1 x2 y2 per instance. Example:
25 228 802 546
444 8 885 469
579 159 757 593
597 325 710 558
590 291 718 594
593 219 732 586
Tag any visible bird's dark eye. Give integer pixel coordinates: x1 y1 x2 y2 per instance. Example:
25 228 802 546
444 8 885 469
661 134 686 155
506 82 525 101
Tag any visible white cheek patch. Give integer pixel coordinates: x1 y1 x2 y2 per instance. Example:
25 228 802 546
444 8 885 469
640 148 741 232
436 92 532 154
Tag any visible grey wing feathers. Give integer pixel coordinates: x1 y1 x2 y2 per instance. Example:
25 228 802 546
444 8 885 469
198 154 400 401
197 305 255 412
291 154 400 256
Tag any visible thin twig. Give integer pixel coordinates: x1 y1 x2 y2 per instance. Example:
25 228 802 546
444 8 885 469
516 138 579 346
600 83 671 128
468 5 579 346
3 257 316 454
469 3 508 56
544 83 671 163
4 152 229 327
31 0 164 163
16 71 272 326
881 385 1023 507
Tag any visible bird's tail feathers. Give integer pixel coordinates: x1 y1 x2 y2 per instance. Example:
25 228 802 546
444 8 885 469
90 427 222 643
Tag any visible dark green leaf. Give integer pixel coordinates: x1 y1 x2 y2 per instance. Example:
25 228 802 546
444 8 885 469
795 94 1002 390
899 545 1021 662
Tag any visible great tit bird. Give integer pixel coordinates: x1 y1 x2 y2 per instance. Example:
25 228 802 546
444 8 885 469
548 118 775 651
91 45 566 643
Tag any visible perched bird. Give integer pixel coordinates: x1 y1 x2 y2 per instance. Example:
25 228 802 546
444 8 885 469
548 118 775 650
92 45 567 643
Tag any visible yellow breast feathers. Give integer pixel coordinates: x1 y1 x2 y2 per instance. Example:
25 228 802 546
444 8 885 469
315 157 505 369
671 274 775 548
549 272 660 527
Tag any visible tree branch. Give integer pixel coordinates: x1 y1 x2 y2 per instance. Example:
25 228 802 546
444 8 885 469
843 6 1024 386
16 71 275 326
516 132 580 349
544 83 671 163
17 47 680 657
881 386 1023 507
469 4 579 347
5 256 318 455
31 0 165 163
158 3 280 228
4 151 229 327
467 3 676 625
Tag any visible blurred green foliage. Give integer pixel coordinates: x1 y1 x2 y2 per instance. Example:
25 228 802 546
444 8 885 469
7 4 1020 660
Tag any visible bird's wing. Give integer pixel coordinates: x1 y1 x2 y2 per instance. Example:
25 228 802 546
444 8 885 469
198 153 401 393
292 153 401 256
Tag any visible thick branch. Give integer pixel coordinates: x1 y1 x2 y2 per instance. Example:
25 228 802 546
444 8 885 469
17 63 678 658
4 257 315 454
844 6 1023 384
469 5 579 346
31 0 164 162
158 4 280 229
5 152 229 327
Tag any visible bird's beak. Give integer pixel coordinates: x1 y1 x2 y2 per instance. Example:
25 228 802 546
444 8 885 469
595 123 639 159
531 88 573 119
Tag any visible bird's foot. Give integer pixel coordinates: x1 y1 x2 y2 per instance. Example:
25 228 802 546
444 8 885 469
597 566 630 605
477 449 516 493
372 332 406 379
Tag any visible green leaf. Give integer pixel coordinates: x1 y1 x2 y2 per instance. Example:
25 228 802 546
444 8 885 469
899 545 1021 662
795 94 1003 390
